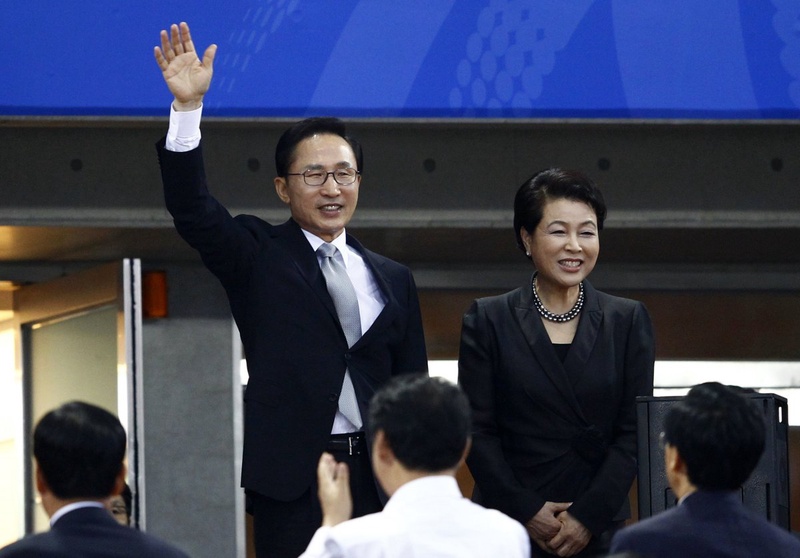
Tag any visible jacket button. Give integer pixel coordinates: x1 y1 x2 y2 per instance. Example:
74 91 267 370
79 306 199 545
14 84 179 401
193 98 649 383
328 393 338 402
344 353 351 361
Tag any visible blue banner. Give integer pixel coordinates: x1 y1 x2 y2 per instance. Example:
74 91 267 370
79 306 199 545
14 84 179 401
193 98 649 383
3 0 798 118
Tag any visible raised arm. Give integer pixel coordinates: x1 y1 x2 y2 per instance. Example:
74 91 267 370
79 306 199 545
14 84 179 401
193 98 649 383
153 22 217 111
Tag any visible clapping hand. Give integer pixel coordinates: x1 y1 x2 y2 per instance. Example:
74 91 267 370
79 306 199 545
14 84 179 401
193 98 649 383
316 452 353 527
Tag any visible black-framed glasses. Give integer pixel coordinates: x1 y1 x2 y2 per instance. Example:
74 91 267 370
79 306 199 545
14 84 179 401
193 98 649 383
285 168 360 186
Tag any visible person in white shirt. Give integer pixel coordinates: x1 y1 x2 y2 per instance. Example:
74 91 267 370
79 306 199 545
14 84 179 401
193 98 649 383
301 375 530 558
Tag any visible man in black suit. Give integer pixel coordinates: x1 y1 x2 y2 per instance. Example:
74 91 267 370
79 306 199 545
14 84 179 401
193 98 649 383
0 401 189 558
610 382 800 558
153 22 428 558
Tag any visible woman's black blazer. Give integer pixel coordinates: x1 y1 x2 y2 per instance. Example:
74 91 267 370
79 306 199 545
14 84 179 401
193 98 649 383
458 278 655 535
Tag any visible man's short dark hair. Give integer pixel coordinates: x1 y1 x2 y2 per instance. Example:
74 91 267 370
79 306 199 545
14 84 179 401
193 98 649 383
368 375 471 472
274 117 363 177
663 382 765 490
34 401 127 499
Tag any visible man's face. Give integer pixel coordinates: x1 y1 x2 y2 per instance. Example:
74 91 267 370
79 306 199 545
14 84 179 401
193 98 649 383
521 197 599 291
274 133 360 242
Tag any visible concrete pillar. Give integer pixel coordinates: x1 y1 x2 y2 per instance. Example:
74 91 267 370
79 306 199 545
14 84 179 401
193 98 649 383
140 263 244 558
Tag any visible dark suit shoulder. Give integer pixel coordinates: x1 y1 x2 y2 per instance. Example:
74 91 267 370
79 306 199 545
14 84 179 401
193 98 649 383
584 282 649 322
471 287 525 310
612 494 800 557
610 505 691 554
232 213 280 238
125 530 192 558
461 287 526 329
346 234 411 274
0 508 191 558
592 288 644 312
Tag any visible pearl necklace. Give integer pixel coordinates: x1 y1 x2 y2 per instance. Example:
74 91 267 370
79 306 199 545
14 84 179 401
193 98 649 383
531 273 584 323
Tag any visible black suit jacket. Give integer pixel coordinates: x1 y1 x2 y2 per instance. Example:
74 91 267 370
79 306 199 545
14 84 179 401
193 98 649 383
458 278 654 538
156 141 428 500
610 490 800 557
0 507 189 557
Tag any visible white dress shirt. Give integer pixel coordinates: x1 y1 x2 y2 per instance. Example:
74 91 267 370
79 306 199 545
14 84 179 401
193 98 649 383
165 104 203 152
300 476 531 558
304 230 386 433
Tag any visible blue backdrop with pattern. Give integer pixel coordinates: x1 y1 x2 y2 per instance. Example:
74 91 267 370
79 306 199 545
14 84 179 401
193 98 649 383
3 0 799 118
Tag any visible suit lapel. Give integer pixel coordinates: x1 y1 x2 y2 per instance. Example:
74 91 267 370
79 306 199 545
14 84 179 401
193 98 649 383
514 277 592 424
564 280 602 390
274 219 340 324
272 224 399 347
347 234 398 347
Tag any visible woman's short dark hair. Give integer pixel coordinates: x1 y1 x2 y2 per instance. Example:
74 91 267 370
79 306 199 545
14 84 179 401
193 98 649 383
513 168 607 256
274 117 363 177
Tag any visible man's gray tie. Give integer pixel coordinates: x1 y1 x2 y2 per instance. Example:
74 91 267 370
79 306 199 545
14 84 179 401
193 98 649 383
317 242 363 429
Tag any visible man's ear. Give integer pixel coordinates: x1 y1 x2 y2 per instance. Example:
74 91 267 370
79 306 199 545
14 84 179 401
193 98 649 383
374 430 394 466
665 444 686 475
274 176 290 204
35 463 49 496
456 437 472 469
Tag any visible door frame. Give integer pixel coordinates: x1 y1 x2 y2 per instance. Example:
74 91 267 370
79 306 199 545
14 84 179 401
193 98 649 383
14 259 143 532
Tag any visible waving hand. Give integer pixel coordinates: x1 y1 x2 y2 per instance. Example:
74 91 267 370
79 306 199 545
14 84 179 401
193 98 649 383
154 22 217 111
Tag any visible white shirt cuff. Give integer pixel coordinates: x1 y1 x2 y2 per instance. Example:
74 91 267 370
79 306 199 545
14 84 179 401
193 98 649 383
166 103 203 152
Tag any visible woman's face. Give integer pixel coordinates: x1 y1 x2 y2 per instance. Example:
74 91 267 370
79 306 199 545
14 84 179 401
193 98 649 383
521 197 599 290
106 495 129 526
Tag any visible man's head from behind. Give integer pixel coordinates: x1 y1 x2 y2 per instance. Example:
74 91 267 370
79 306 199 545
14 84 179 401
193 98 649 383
663 382 765 492
34 401 127 502
368 375 471 485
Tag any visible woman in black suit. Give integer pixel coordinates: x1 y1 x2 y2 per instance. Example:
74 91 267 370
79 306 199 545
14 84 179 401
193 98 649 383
458 169 655 557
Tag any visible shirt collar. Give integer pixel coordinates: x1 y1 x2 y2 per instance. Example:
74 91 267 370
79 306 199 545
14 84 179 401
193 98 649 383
302 229 350 267
50 501 106 526
383 475 461 512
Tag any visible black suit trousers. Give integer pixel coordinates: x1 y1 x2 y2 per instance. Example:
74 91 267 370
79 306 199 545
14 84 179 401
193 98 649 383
250 443 381 558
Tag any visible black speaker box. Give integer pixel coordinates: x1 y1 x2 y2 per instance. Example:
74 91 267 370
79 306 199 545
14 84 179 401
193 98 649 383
636 393 790 528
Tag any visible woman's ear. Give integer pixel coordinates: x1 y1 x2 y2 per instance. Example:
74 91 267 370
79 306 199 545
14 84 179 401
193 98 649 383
520 228 532 256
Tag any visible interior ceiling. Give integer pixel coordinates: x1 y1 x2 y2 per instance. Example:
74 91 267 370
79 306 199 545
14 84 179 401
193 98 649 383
2 225 800 267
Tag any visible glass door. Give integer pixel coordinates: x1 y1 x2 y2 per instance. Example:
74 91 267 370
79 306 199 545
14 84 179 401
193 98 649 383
7 260 141 536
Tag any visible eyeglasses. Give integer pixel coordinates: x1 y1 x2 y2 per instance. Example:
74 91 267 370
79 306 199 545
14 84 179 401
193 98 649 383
285 168 360 186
